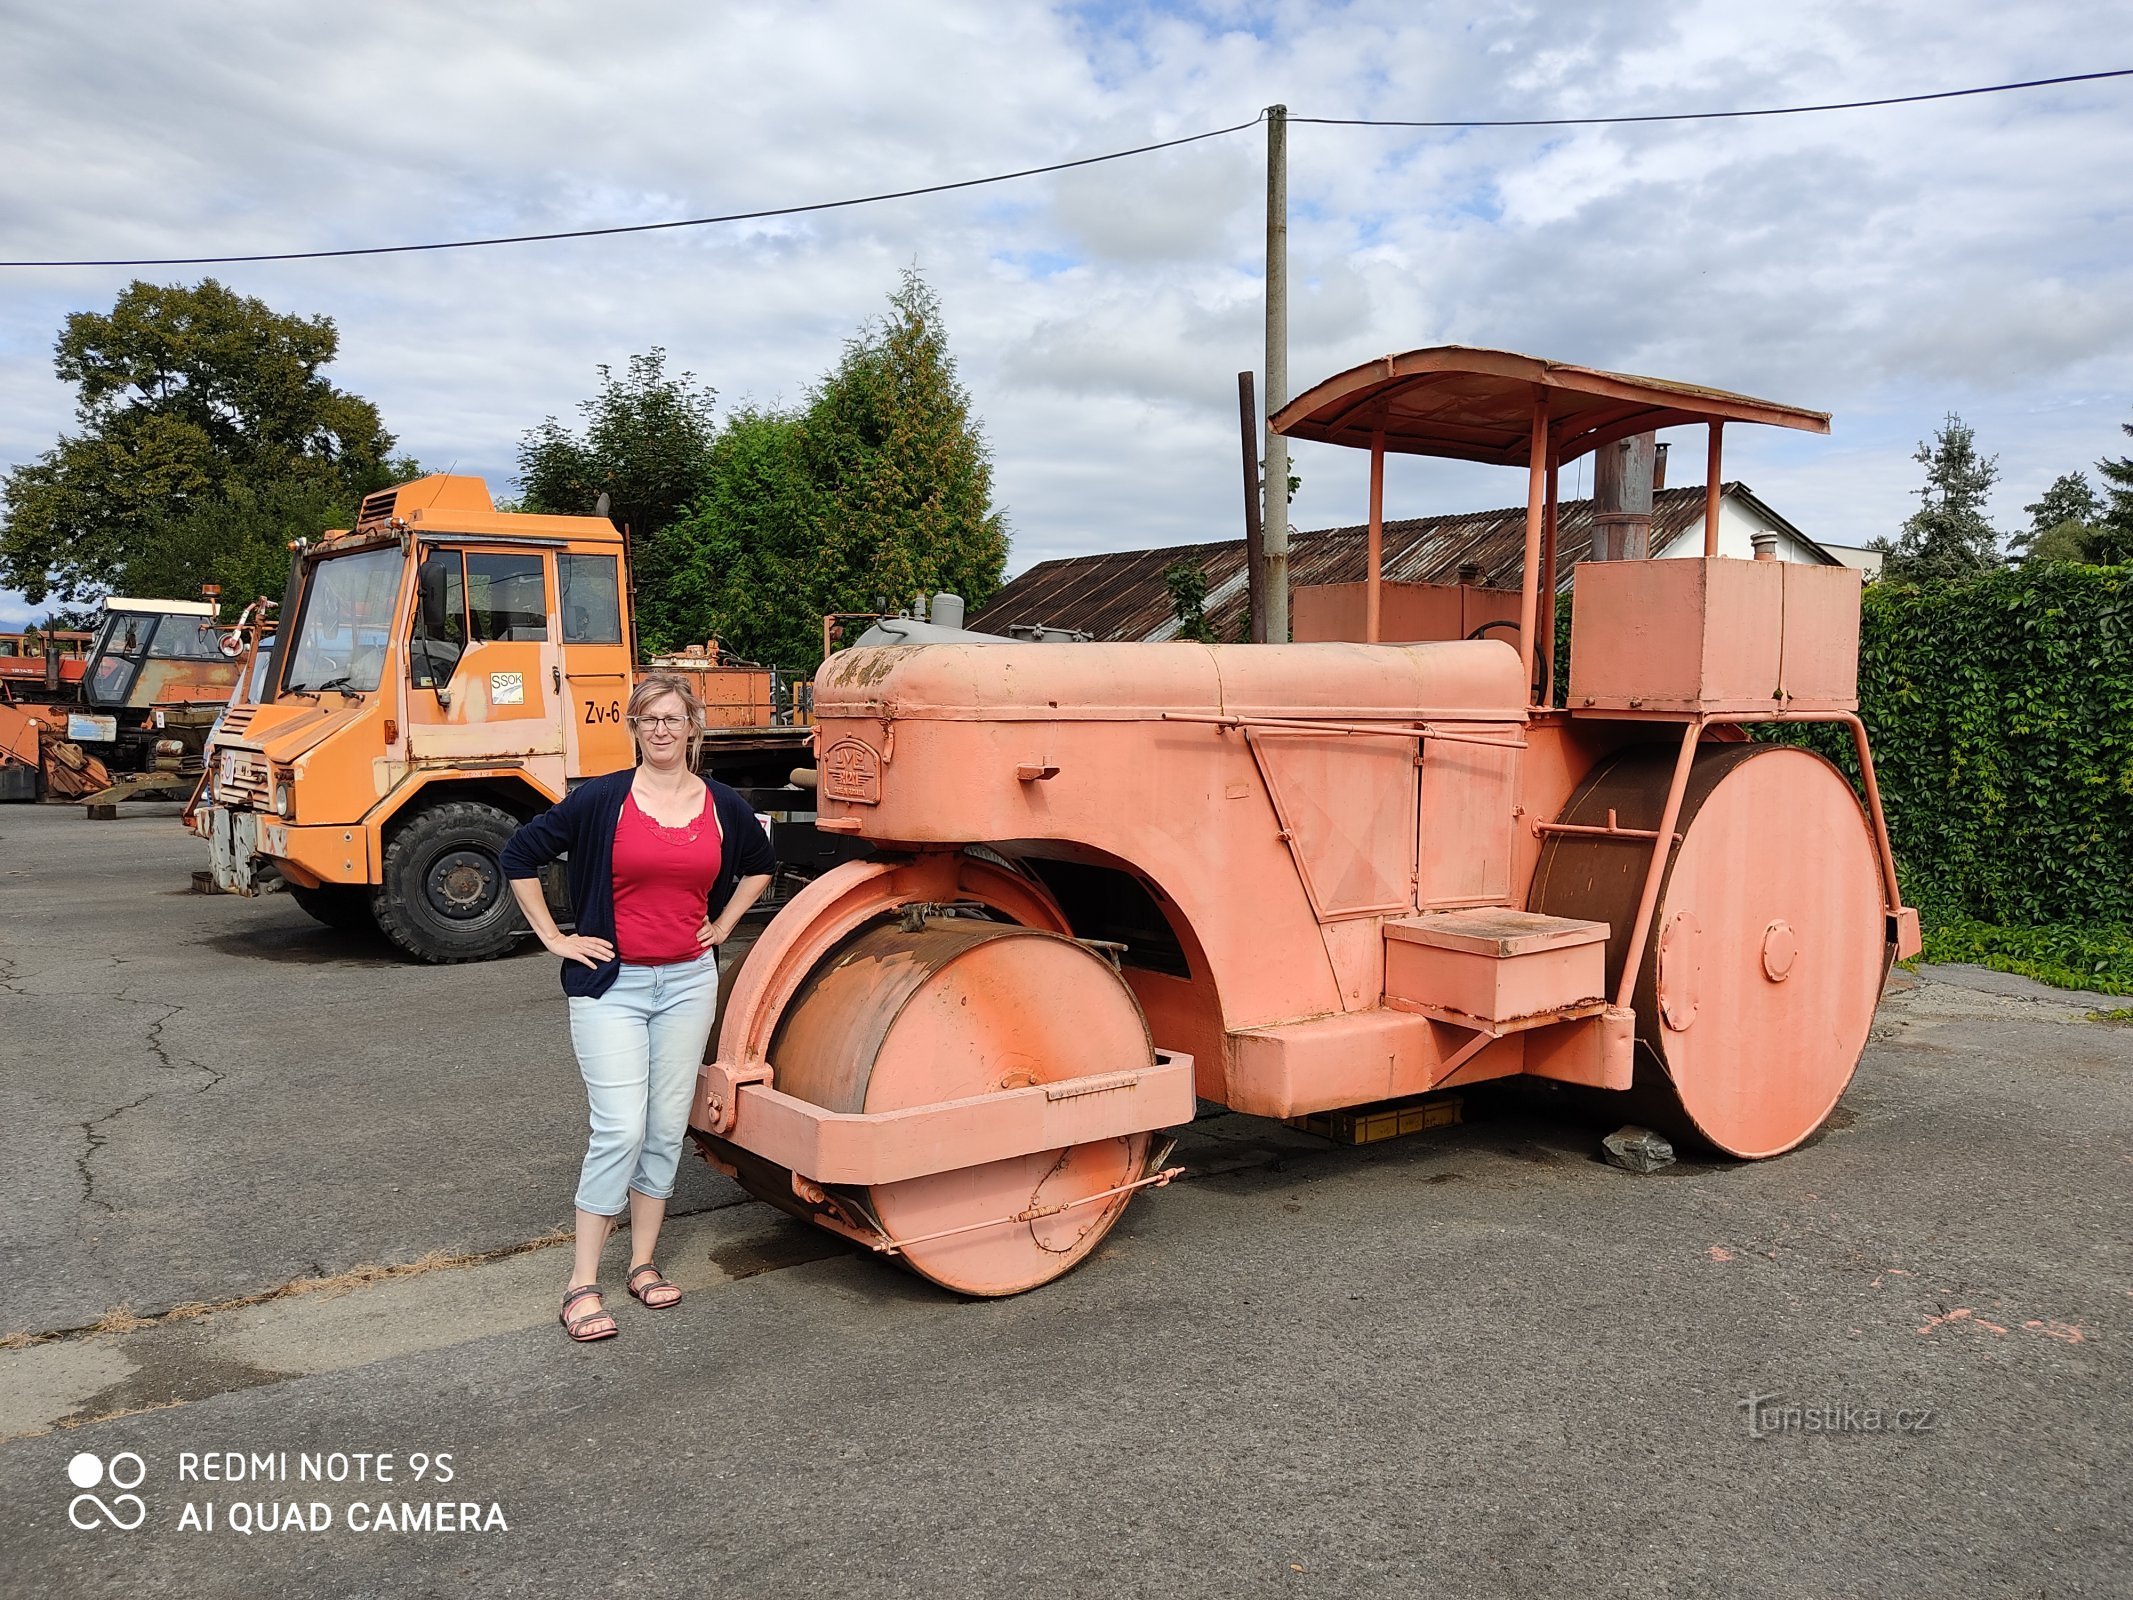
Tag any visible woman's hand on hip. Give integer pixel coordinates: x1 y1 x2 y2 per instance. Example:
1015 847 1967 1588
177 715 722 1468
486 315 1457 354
544 931 615 969
697 916 731 950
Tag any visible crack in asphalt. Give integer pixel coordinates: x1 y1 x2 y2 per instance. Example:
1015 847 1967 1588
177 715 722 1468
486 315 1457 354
67 991 229 1216
133 995 227 1095
76 1092 157 1212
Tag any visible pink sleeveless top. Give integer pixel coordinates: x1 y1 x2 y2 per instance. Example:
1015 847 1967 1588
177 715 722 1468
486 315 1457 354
610 788 723 964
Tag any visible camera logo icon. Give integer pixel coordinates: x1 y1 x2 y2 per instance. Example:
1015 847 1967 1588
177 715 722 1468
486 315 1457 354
67 1452 147 1531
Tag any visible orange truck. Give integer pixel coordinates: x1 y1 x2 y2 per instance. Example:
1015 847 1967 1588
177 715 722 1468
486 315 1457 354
190 474 810 961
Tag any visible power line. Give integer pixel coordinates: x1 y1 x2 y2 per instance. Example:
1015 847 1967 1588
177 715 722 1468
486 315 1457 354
4 67 2126 270
0 117 1267 269
1292 67 2133 128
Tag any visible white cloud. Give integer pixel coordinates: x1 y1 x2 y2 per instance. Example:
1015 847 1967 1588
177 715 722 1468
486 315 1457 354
2 0 2130 625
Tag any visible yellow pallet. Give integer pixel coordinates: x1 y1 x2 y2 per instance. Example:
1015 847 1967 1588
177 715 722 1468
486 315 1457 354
1287 1094 1463 1146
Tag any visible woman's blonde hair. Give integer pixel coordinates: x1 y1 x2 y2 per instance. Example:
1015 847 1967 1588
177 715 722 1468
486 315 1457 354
627 673 706 770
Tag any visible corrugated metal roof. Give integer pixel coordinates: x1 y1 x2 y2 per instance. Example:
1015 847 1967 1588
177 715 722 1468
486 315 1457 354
972 483 1741 643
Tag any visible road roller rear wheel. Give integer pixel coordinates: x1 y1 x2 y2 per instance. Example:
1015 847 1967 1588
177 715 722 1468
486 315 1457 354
740 916 1161 1296
1530 742 1888 1158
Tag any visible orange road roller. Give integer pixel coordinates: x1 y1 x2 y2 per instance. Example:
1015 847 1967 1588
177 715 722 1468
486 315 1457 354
689 348 1919 1296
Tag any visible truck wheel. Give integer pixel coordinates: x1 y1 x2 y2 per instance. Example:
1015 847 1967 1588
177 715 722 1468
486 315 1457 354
371 800 527 963
288 883 376 935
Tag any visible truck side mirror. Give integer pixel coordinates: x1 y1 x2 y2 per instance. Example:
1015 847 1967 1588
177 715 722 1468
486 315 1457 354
413 552 465 702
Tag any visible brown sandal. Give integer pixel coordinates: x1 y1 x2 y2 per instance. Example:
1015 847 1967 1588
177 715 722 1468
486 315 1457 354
627 1262 681 1309
559 1284 617 1342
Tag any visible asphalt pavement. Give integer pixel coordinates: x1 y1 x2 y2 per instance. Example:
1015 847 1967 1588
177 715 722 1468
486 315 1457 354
1 800 2128 1598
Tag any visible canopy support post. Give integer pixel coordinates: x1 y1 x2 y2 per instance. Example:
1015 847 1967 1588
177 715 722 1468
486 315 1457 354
1519 391 1549 698
1538 447 1560 707
1703 421 1724 556
1366 425 1385 644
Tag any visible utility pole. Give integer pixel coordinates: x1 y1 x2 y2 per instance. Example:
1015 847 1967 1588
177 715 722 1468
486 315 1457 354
1263 103 1290 643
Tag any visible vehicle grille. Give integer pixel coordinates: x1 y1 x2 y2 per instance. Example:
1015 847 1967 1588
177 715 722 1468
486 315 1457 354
219 703 258 738
356 487 399 527
217 752 272 809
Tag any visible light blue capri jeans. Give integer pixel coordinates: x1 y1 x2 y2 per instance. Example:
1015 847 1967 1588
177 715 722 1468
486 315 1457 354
565 951 720 1216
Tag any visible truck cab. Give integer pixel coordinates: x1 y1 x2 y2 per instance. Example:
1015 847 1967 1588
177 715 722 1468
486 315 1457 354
194 474 727 960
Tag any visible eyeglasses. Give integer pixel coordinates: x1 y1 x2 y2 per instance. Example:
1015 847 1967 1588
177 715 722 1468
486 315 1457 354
630 714 691 732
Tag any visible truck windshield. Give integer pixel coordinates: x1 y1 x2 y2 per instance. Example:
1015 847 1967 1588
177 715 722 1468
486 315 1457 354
87 611 154 701
284 546 402 693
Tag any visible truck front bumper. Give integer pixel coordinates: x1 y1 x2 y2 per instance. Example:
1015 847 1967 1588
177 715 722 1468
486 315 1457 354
196 806 372 893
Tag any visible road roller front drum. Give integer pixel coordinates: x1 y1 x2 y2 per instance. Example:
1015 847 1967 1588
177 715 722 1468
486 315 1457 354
702 914 1172 1297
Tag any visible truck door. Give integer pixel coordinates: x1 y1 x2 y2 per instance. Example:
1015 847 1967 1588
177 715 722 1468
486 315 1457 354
557 550 633 777
406 547 565 765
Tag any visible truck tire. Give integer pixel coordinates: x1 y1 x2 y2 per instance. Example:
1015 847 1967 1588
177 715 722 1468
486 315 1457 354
371 799 527 963
288 883 376 935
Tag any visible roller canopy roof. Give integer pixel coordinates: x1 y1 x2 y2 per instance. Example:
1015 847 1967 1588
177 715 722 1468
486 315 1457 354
1271 347 1830 467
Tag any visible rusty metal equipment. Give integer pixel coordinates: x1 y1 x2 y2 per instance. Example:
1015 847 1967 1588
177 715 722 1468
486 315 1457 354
691 346 1918 1297
0 599 240 804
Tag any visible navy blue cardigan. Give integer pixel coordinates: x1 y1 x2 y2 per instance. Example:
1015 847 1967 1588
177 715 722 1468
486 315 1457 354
500 767 777 997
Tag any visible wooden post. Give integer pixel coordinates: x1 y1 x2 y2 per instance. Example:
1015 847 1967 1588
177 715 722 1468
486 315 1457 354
1238 371 1267 643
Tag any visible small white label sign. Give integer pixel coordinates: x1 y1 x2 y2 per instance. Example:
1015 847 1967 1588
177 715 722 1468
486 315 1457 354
489 672 524 706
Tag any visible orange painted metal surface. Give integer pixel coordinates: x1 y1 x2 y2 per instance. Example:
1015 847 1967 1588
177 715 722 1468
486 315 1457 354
1530 743 1886 1156
1568 557 1862 714
689 347 1913 1296
703 916 1173 1295
1383 909 1607 1027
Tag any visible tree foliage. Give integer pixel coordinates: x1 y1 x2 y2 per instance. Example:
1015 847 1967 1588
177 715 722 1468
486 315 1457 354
516 349 719 543
1163 560 1217 642
0 279 394 605
1874 413 2001 580
2093 418 2133 566
2016 471 2103 561
643 271 1009 666
633 409 820 664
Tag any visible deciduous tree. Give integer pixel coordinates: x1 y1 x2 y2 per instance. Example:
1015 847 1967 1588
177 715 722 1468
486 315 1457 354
646 272 1010 668
0 279 393 604
517 349 718 545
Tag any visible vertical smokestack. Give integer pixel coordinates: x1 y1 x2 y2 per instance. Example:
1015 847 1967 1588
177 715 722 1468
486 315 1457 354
1591 433 1658 561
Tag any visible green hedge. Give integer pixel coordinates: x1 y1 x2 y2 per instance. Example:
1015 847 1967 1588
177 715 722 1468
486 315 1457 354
1844 566 2132 925
1773 564 2133 990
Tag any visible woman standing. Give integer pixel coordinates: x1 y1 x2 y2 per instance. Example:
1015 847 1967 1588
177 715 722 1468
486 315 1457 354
502 673 777 1343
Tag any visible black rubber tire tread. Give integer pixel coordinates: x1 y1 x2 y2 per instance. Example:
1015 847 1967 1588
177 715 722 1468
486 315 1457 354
370 798 527 964
287 883 376 934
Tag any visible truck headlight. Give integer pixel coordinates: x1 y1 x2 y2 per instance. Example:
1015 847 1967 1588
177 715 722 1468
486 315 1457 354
273 781 293 819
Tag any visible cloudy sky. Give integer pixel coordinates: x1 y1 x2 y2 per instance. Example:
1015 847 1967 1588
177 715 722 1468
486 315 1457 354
3 0 2130 627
